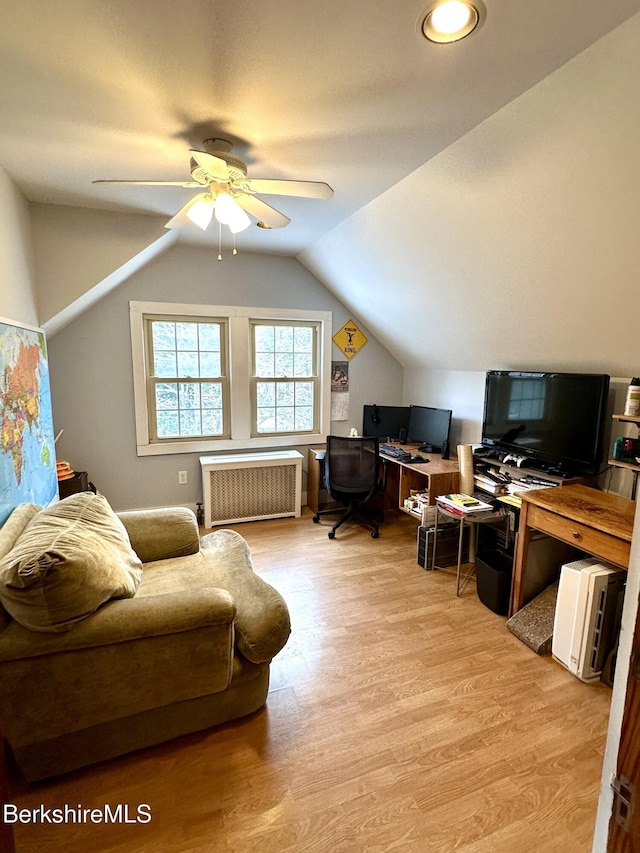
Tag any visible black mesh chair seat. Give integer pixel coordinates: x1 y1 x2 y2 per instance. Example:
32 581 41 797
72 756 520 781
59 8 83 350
312 435 385 538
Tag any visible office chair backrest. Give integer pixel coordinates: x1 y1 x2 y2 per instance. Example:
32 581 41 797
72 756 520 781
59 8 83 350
325 435 380 497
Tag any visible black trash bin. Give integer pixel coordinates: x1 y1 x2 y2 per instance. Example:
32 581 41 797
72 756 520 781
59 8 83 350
476 549 513 615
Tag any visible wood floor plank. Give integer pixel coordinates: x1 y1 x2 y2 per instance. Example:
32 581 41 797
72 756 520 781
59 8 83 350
7 510 612 852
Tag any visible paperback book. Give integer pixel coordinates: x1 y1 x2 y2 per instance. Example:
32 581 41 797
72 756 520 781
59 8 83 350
436 493 495 515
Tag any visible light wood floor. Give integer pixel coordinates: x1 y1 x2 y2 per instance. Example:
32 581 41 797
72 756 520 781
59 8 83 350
8 510 612 852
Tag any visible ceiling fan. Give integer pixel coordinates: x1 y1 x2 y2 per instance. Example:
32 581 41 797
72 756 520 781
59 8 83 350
93 138 334 234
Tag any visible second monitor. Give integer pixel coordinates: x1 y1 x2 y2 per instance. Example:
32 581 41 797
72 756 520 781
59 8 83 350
407 405 452 455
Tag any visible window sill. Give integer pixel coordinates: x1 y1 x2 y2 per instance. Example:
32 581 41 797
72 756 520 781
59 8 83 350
136 432 326 457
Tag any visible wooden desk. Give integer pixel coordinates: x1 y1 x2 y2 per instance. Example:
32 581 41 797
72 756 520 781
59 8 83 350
307 444 459 521
511 484 635 616
382 446 459 519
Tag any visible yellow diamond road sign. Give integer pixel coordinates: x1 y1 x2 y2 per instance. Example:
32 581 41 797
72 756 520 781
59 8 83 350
333 319 368 360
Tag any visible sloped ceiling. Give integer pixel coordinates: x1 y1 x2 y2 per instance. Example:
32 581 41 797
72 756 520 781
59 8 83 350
300 11 640 375
1 1 640 369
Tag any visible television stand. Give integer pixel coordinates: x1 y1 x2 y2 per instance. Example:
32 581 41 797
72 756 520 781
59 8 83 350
474 451 590 488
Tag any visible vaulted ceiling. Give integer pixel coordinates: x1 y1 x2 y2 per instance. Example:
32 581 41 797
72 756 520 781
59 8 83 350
2 0 640 370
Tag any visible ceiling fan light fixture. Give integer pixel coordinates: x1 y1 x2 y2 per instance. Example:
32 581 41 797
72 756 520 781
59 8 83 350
214 191 240 225
419 0 484 44
186 198 214 230
227 205 251 234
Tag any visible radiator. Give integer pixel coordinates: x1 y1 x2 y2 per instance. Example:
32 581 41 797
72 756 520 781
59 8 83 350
200 451 303 527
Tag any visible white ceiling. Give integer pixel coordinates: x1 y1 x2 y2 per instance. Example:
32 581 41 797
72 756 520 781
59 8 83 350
2 0 640 258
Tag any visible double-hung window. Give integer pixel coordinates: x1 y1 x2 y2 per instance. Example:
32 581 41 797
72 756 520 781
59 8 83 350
252 321 319 436
130 301 331 455
147 316 228 440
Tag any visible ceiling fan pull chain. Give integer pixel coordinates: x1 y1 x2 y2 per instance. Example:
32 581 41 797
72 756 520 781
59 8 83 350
217 221 223 261
233 233 238 256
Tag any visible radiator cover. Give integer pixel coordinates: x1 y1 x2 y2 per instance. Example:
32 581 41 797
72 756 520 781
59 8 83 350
200 451 303 527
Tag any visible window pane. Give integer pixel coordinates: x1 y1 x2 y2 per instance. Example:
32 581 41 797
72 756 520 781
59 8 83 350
176 322 199 350
255 352 275 377
198 323 220 351
256 382 275 407
202 409 224 435
179 383 200 409
157 410 180 438
256 407 276 433
179 409 201 436
152 322 176 351
177 351 199 378
254 325 274 352
199 351 221 377
275 326 293 351
276 382 295 406
201 382 223 408
295 382 314 406
154 351 177 378
274 352 294 376
276 407 295 431
294 326 313 352
295 407 313 430
155 383 178 410
293 353 313 377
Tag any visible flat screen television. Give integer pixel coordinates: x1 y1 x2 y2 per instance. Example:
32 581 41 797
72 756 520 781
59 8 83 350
362 405 410 440
481 371 610 475
407 405 452 452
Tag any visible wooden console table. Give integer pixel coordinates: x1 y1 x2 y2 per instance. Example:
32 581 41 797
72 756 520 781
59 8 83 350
511 484 635 616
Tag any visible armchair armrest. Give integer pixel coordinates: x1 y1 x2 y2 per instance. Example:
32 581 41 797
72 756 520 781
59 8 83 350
118 507 201 563
0 589 237 748
200 529 291 663
0 588 235 662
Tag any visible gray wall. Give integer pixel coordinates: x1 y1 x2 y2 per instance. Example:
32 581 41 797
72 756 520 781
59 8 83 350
48 244 403 511
0 166 37 326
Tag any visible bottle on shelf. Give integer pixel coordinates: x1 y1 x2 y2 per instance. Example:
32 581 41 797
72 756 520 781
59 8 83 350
624 377 640 417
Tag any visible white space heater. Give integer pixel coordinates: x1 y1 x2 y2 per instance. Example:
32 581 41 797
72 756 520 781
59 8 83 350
552 558 626 683
200 451 303 528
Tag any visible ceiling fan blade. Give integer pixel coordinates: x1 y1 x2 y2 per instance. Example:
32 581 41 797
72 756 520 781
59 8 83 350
93 179 205 187
235 194 291 229
244 179 334 199
189 150 230 182
164 193 210 229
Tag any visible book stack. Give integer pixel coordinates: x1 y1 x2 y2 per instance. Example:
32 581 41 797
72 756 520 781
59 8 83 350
436 493 496 516
474 472 508 495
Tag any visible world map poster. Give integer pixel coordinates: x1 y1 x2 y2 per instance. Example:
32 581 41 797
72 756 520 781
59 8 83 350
0 318 58 526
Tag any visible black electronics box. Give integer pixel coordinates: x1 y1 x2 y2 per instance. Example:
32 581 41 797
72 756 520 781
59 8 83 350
58 471 94 499
475 549 513 615
417 524 469 571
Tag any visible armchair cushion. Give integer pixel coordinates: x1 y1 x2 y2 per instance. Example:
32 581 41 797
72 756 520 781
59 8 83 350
0 493 142 634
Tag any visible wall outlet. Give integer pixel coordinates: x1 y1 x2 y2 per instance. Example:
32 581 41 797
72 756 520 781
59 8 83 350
178 471 188 485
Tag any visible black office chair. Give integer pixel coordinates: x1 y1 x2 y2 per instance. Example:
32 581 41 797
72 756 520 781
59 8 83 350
312 435 385 539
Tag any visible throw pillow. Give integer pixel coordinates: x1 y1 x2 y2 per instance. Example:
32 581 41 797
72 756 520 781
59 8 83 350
0 492 143 633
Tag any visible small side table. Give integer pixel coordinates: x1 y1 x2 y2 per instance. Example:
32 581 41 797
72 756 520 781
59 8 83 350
433 502 510 596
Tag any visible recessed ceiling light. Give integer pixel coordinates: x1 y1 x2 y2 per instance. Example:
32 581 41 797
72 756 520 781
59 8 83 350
419 0 485 44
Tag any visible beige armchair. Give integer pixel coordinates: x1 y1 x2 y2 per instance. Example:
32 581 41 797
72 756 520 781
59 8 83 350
0 496 290 781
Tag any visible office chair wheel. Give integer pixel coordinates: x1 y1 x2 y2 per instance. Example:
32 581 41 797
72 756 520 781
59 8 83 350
371 529 379 538
312 514 320 523
328 529 336 539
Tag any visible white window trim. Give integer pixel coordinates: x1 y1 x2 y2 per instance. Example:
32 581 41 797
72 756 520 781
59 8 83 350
130 301 332 456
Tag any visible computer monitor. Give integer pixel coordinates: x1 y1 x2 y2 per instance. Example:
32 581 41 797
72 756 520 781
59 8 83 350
407 405 452 451
362 404 410 440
